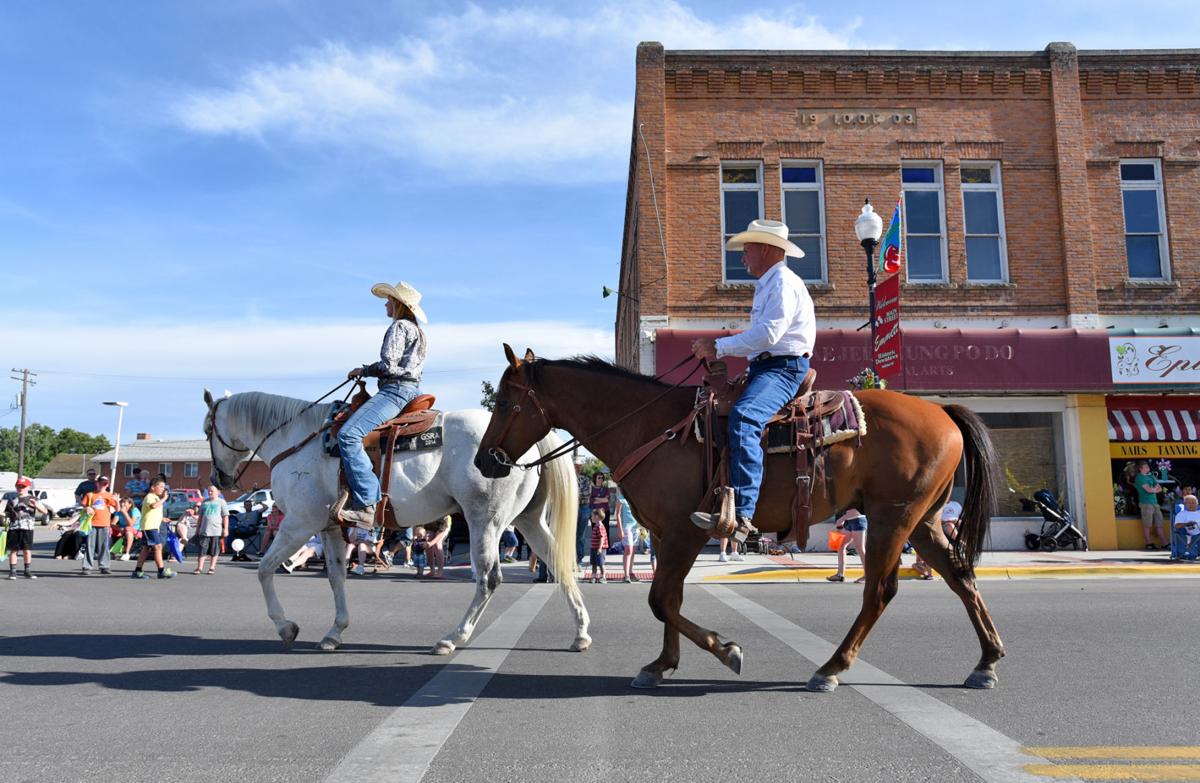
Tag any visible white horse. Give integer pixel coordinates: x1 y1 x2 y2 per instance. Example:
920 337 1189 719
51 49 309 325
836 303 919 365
202 389 588 654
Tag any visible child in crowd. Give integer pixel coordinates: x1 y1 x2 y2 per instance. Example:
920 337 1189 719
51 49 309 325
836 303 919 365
411 526 428 577
133 476 175 580
424 517 450 579
4 477 47 579
589 508 608 584
346 526 377 576
112 497 140 561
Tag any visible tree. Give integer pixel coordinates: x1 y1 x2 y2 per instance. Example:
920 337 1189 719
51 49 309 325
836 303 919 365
480 380 497 412
0 424 112 477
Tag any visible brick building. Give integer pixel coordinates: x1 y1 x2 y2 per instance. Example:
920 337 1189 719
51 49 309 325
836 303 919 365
92 434 270 493
617 42 1200 549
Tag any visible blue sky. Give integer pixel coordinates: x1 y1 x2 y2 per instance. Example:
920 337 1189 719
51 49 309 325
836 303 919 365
2 0 1197 442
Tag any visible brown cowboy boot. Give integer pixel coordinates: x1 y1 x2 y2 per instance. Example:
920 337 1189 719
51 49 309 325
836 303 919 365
340 505 376 528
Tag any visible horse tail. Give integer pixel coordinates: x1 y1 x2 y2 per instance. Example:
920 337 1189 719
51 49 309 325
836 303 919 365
536 432 581 603
942 404 998 576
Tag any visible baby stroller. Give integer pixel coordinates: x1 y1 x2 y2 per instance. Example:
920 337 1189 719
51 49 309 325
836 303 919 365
1022 489 1088 552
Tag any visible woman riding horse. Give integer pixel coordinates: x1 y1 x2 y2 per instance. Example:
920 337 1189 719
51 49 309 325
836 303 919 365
332 280 428 527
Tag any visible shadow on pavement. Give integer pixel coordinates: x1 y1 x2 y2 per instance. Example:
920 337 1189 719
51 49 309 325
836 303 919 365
0 633 429 659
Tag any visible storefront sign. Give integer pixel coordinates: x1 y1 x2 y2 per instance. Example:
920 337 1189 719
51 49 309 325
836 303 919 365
1110 441 1200 458
1109 336 1200 384
796 108 916 129
873 273 903 382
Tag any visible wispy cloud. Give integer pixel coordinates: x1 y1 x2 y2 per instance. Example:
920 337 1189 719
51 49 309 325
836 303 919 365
170 1 860 181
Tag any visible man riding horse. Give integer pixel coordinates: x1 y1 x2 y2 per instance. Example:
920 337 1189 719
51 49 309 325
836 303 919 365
689 218 815 543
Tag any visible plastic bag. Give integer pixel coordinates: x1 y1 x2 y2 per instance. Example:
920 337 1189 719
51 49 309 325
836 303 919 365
166 532 184 563
109 537 126 556
0 528 7 559
77 509 94 535
828 530 847 551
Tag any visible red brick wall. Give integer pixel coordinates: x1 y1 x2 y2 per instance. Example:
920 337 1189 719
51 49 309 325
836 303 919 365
616 43 1200 363
95 460 271 493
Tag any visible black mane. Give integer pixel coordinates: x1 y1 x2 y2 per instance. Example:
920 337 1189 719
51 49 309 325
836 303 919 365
533 355 667 386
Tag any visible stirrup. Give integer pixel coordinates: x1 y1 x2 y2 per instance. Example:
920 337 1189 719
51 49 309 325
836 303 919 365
328 490 350 524
690 511 719 531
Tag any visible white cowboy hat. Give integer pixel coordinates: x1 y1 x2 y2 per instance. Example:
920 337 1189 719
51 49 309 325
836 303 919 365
725 218 804 258
370 280 428 323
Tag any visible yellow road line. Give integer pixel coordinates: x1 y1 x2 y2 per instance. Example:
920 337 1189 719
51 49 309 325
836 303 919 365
1024 763 1200 781
1025 748 1200 760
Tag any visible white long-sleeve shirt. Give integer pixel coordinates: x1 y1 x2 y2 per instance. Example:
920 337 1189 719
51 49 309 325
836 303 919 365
714 261 815 359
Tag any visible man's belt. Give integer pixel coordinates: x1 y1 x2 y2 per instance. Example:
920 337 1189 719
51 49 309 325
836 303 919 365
750 352 810 364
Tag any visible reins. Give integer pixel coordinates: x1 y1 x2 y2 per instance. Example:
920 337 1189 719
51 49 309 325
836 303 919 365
208 378 358 490
488 354 706 471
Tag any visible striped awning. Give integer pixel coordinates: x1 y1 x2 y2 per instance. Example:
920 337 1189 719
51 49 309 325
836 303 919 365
1107 398 1200 442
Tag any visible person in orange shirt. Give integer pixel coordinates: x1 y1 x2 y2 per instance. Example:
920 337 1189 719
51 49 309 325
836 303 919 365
81 476 119 575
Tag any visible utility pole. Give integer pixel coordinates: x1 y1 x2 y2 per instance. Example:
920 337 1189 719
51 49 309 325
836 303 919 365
9 369 36 478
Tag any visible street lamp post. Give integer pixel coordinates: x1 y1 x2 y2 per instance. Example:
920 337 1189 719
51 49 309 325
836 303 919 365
103 401 127 490
854 199 885 370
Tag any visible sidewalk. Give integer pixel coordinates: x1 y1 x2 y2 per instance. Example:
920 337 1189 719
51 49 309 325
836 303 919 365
687 548 1200 583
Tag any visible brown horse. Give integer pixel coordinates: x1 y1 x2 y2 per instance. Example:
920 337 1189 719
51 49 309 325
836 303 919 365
474 346 1004 693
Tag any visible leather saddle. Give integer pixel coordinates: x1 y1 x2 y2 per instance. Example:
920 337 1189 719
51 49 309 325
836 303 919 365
329 387 440 530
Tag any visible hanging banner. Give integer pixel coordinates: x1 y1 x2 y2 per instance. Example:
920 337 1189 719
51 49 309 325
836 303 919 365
873 272 903 381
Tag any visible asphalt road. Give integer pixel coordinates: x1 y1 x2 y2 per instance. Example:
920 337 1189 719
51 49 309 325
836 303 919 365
1 554 1196 783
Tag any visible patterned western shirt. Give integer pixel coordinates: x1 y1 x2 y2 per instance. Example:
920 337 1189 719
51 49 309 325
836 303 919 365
363 318 426 386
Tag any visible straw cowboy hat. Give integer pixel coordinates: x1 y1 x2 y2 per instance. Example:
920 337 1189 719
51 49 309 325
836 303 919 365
370 280 428 323
725 218 804 258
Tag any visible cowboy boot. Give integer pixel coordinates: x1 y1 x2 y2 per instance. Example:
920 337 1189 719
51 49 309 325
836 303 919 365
340 505 376 528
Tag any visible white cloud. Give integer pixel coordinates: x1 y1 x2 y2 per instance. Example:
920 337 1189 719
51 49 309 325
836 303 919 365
170 1 861 181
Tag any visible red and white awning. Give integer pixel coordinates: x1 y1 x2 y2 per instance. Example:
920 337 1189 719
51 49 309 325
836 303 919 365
1107 401 1200 442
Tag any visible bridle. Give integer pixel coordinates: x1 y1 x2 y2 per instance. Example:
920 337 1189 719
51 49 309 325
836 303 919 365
485 355 706 472
205 378 357 490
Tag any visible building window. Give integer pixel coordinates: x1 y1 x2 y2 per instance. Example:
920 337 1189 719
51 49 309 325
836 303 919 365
123 463 139 478
901 162 947 282
1120 159 1170 279
780 161 826 282
960 162 1008 282
721 162 763 282
184 462 199 478
158 463 173 478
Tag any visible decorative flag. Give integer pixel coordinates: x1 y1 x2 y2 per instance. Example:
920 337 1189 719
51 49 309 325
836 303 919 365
873 271 903 383
878 197 903 274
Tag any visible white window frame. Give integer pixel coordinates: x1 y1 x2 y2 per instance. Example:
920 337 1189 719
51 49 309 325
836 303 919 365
123 463 138 478
901 161 949 283
184 462 199 478
720 161 764 284
779 159 827 283
1120 158 1171 280
158 462 173 478
960 161 1009 282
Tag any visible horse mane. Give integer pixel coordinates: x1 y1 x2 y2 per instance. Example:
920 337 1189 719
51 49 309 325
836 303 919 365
532 355 666 387
227 391 330 435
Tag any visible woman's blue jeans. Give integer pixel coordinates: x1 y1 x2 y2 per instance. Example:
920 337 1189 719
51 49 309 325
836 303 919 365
728 356 809 519
338 382 419 509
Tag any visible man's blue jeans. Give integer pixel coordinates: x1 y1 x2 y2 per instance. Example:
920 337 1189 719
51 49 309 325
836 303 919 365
339 382 419 509
576 506 590 562
1174 527 1200 559
728 356 809 519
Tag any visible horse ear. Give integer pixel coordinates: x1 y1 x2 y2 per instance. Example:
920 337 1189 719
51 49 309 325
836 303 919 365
523 348 536 362
203 388 214 408
503 343 519 367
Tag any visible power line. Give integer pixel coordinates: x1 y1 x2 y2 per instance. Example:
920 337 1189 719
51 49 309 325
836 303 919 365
9 368 37 477
28 365 504 383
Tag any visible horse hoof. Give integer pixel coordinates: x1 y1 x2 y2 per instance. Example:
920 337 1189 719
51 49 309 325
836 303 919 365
432 640 455 656
570 636 592 652
805 674 839 693
279 622 299 649
318 636 340 652
964 670 998 689
630 669 663 689
724 644 744 675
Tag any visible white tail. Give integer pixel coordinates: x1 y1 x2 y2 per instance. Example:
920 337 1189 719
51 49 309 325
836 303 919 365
537 432 580 603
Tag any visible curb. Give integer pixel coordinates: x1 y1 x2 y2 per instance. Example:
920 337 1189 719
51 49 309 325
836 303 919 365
699 564 1200 583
